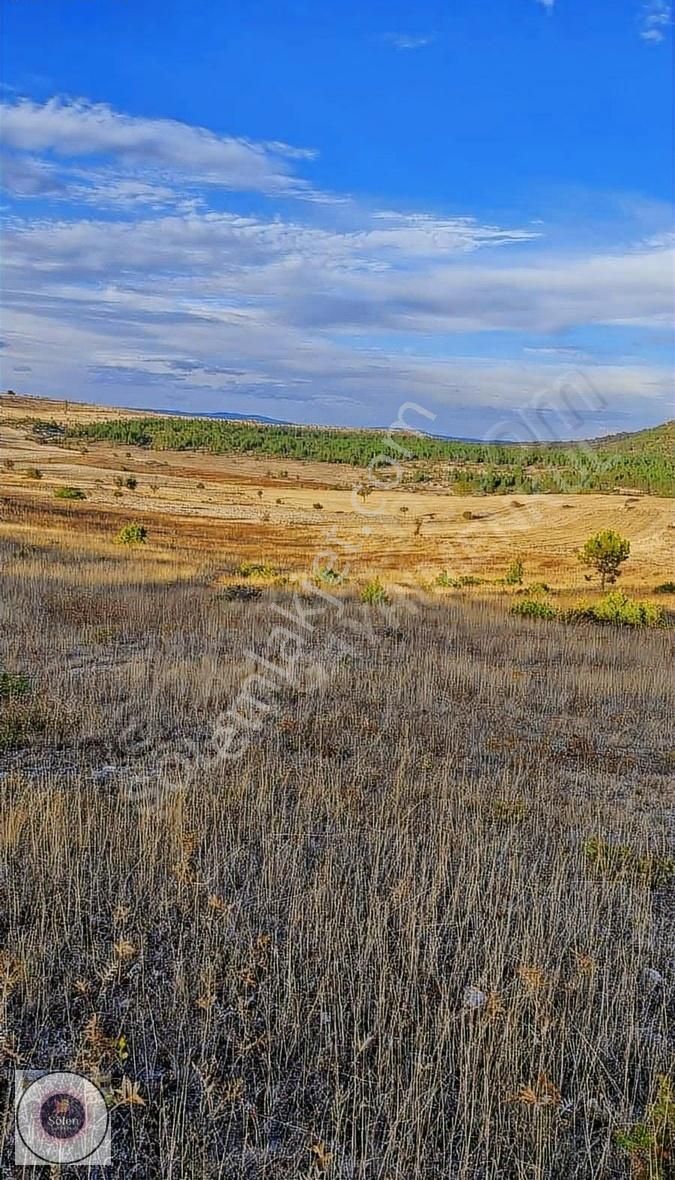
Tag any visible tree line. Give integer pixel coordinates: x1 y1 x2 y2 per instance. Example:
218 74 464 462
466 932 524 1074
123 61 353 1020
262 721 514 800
57 416 675 495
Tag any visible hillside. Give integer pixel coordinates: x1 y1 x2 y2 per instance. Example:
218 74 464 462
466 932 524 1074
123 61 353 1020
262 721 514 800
3 395 674 496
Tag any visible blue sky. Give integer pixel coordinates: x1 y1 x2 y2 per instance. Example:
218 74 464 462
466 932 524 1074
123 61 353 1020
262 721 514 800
1 0 672 438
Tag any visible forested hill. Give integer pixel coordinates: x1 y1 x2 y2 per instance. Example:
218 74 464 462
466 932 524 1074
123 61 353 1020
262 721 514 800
28 414 675 496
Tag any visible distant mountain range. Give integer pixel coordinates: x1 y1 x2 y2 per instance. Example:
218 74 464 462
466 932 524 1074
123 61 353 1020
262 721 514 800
169 408 289 425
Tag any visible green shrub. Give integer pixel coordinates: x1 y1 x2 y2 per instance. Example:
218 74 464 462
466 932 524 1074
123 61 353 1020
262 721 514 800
565 591 664 628
115 523 148 546
0 688 48 752
584 836 674 889
511 598 558 620
0 671 31 699
315 567 344 585
0 707 45 752
615 1075 674 1180
360 578 389 605
238 561 279 579
54 485 87 500
436 572 484 589
124 476 138 490
24 466 43 480
313 502 324 510
654 581 675 594
515 582 550 596
504 558 524 586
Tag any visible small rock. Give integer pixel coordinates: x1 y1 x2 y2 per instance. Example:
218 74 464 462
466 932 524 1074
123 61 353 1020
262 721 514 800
92 765 119 785
463 985 487 1010
641 967 664 988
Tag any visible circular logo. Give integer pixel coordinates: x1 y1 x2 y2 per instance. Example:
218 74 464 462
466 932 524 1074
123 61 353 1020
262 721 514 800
16 1072 109 1164
39 1092 87 1139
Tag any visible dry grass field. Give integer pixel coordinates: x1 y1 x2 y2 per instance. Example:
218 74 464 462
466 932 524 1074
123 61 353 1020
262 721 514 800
1 395 673 591
0 396 673 1178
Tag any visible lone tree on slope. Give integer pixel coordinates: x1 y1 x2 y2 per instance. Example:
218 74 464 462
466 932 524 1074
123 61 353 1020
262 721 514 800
578 529 630 590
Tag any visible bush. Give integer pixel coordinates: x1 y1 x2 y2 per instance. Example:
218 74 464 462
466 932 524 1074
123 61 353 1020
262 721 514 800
515 582 550 596
564 592 664 628
0 701 47 752
313 502 324 510
504 558 524 586
654 581 675 594
436 572 484 588
223 584 262 602
584 836 675 889
360 578 389 605
462 510 481 520
511 599 558 620
124 476 138 490
54 485 87 500
0 671 31 699
238 561 278 579
315 567 344 585
115 523 148 546
615 1075 675 1180
24 466 43 480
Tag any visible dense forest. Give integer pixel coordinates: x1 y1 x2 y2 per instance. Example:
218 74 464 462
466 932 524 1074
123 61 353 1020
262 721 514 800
33 415 675 495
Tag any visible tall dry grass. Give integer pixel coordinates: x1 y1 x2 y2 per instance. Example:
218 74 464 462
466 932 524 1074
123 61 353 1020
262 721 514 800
0 534 673 1178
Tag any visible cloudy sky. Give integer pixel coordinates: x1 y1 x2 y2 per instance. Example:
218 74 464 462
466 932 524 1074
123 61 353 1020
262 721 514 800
1 0 672 439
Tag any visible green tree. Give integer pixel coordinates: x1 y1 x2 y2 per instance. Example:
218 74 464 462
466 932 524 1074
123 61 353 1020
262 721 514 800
579 530 630 590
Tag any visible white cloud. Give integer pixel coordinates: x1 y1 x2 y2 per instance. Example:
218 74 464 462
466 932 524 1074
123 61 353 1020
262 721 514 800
0 152 68 197
384 33 435 50
2 203 671 429
1 208 541 285
0 97 316 195
639 1 672 41
536 0 555 11
1 93 671 434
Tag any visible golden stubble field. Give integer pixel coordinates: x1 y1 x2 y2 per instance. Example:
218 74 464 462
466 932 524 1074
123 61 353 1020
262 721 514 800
1 395 673 593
